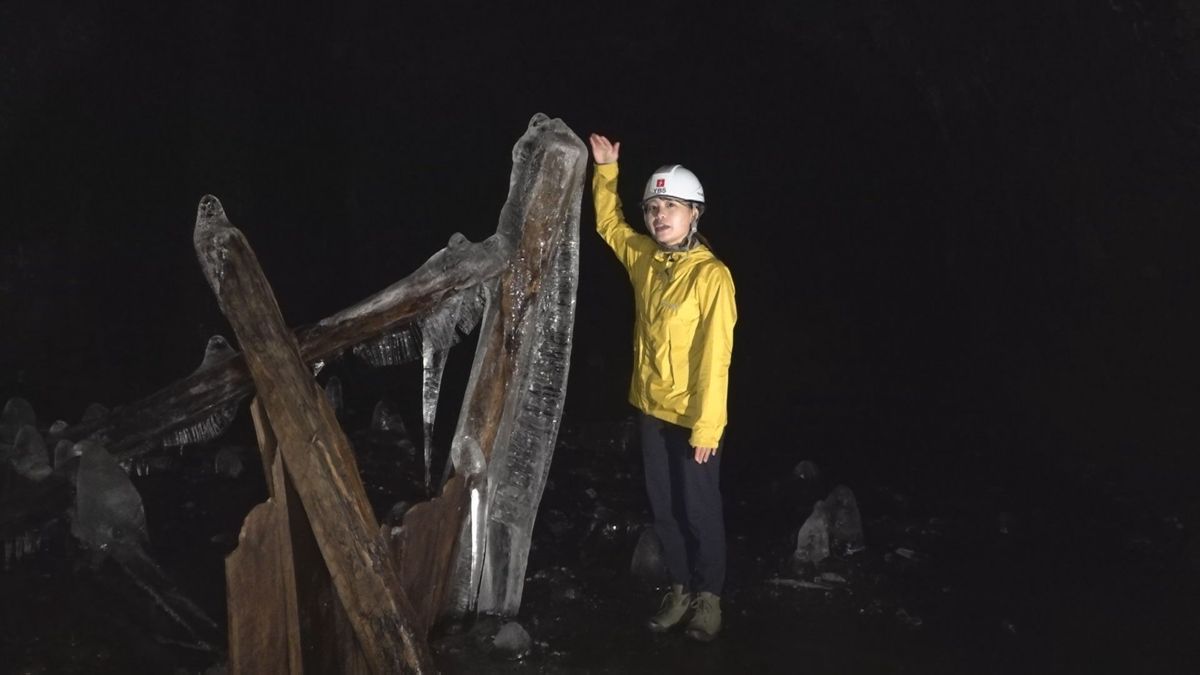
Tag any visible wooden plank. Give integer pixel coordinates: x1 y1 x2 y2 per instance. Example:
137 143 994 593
225 500 293 674
226 401 303 675
196 196 432 674
387 473 469 634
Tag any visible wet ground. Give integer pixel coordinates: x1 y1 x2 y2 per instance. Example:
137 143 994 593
2 383 1198 674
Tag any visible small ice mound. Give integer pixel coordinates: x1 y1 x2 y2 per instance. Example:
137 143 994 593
794 499 831 567
370 400 407 435
214 446 244 478
1 397 36 442
827 484 864 555
72 440 149 554
793 459 821 481
81 402 109 423
630 525 669 584
11 425 52 481
492 621 531 660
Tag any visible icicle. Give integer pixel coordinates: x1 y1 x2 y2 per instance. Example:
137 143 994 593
2 528 44 570
352 284 487 368
158 335 242 447
465 476 487 616
161 403 238 448
353 324 423 366
324 376 344 418
421 342 449 492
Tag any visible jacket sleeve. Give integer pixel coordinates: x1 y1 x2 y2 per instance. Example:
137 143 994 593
689 263 737 449
592 162 653 271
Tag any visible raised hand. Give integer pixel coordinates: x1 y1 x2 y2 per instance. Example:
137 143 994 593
589 133 620 165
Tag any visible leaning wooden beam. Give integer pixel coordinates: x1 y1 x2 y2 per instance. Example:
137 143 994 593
228 400 370 674
196 196 433 674
60 229 509 457
390 113 586 626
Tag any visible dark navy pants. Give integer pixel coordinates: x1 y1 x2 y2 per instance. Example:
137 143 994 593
640 413 726 595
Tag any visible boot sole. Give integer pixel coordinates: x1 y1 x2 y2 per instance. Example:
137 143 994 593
685 627 720 642
647 615 690 633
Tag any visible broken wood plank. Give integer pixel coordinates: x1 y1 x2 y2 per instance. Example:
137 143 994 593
225 493 300 674
196 196 432 674
386 473 469 636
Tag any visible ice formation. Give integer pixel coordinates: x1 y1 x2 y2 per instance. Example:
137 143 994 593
71 440 149 553
440 113 585 617
161 335 241 447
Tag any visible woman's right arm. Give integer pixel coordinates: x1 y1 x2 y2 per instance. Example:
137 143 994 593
590 134 649 269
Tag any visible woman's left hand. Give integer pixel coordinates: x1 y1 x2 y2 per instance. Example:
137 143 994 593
693 446 717 464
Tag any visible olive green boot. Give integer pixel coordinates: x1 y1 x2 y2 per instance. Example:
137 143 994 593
647 584 691 632
685 591 722 642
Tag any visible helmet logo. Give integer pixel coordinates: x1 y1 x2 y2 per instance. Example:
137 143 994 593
656 178 666 188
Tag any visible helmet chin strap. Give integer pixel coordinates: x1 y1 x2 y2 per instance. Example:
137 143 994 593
655 219 699 253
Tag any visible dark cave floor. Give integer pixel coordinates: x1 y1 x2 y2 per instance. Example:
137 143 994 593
2 394 1198 675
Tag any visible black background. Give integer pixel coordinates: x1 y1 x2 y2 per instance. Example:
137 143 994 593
2 1 1198 505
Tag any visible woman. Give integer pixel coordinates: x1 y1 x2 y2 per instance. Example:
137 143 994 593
589 133 737 642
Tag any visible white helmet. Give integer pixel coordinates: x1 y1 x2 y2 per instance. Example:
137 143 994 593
642 164 705 205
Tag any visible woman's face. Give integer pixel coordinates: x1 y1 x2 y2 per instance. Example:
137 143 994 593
642 197 697 248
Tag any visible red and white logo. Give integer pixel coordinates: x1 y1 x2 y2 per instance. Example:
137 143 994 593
656 178 666 188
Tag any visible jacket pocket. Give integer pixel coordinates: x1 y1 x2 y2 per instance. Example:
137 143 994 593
664 301 700 412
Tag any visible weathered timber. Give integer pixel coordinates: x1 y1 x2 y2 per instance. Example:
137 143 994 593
198 197 432 674
227 400 305 675
228 400 369 674
387 473 470 635
225 478 301 673
60 226 510 457
398 113 585 623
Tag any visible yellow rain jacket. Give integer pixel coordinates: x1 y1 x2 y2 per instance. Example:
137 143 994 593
593 162 737 449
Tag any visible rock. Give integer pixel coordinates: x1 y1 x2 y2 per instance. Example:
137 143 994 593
630 526 669 584
492 621 531 659
794 499 831 566
827 484 865 554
